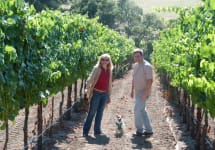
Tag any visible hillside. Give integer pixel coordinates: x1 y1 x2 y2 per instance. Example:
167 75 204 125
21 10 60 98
131 0 201 20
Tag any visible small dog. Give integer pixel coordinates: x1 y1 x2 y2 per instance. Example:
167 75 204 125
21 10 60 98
115 114 125 138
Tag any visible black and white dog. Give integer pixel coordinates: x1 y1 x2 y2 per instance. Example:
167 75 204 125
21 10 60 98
115 114 125 137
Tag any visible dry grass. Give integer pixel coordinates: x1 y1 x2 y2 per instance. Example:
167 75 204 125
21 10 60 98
130 0 201 20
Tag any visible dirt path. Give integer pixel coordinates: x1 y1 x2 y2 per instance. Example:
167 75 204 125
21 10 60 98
41 70 178 150
0 69 196 150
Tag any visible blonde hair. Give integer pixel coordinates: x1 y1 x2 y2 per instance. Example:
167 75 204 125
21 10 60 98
95 53 114 71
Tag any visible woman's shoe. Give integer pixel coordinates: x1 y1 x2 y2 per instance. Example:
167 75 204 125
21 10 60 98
94 131 104 136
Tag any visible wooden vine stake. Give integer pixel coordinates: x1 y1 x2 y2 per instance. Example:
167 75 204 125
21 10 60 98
59 91 64 127
3 120 8 150
23 106 29 150
200 111 208 150
65 85 72 120
74 81 77 102
49 97 55 136
37 100 43 150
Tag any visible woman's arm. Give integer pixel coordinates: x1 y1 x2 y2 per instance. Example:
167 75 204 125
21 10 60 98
86 67 97 89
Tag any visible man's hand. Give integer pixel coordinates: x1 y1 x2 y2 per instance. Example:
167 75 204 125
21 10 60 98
141 94 148 101
141 79 153 101
130 90 134 98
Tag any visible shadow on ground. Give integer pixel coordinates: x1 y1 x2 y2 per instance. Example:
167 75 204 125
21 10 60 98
131 135 152 149
33 111 87 150
85 134 110 145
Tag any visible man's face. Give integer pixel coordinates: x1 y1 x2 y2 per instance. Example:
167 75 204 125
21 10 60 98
133 52 143 63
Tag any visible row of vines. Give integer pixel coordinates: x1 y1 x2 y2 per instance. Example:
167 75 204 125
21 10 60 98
152 1 215 149
0 0 135 149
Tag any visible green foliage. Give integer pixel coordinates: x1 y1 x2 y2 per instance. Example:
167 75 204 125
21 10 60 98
96 0 118 28
125 13 165 60
152 0 215 117
70 0 165 60
24 0 62 11
0 0 135 129
71 0 118 28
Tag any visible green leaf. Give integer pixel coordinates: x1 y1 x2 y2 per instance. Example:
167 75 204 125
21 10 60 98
15 0 24 8
4 45 17 62
209 0 215 10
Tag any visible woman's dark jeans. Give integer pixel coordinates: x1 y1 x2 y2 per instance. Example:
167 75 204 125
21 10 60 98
83 90 109 135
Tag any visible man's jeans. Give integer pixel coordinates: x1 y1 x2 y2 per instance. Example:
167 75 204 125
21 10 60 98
134 94 153 133
83 90 109 134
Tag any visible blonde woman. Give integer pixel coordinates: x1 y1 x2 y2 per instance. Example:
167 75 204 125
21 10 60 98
83 53 113 137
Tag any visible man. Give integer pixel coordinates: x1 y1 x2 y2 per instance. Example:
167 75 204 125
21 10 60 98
131 48 153 136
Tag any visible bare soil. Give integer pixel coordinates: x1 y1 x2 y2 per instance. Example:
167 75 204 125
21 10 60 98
0 69 196 150
41 69 178 150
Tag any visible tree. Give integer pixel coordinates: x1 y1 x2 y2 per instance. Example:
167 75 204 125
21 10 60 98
25 0 69 11
96 0 118 28
71 0 118 28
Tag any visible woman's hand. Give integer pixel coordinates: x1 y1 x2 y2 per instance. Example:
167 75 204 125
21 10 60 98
107 98 111 104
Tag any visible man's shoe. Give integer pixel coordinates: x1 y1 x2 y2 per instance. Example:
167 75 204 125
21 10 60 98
143 132 153 136
132 131 144 136
83 133 88 137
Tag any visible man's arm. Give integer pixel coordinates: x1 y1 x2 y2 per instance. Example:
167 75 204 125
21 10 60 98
141 79 153 101
131 77 134 98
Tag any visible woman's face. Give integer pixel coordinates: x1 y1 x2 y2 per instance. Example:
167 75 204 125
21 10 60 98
101 57 110 66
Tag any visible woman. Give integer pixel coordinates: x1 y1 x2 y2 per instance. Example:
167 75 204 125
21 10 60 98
83 53 113 137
